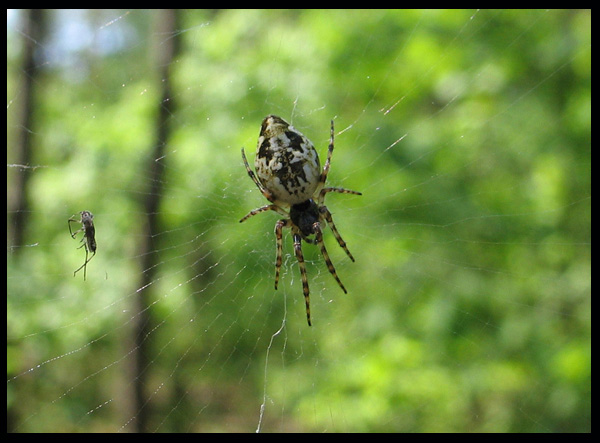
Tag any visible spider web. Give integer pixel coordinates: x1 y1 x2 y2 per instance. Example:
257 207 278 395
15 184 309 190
7 9 591 433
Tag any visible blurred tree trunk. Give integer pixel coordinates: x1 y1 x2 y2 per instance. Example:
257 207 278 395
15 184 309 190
8 9 45 253
127 9 181 433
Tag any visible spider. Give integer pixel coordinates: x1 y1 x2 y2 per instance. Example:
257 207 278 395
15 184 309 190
240 115 361 326
68 210 97 281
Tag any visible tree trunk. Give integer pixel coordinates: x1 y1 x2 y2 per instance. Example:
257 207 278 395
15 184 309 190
128 9 180 433
8 9 46 253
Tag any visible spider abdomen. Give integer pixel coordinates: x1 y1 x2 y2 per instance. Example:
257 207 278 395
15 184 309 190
255 115 321 205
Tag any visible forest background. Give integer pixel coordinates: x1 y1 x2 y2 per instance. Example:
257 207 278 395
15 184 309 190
7 9 590 432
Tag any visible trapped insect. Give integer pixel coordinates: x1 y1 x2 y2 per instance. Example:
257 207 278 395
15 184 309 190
240 115 361 326
68 210 96 281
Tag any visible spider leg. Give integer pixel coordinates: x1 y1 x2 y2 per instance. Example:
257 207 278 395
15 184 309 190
292 231 312 326
274 219 292 290
239 204 288 223
317 186 362 205
319 206 356 262
313 121 362 203
241 148 276 203
313 222 347 294
315 120 336 195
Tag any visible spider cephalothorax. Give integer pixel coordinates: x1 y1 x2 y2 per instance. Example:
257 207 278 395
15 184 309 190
240 115 361 326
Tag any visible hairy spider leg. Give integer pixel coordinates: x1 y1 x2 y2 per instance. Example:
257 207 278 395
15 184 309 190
314 120 336 196
318 187 362 204
241 148 275 202
292 231 312 326
313 222 347 293
239 204 287 223
274 219 293 289
240 148 289 223
312 120 362 262
319 204 357 262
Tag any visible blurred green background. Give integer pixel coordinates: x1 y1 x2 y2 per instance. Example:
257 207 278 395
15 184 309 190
7 10 590 432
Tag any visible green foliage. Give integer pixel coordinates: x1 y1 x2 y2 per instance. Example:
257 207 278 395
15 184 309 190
7 9 590 432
